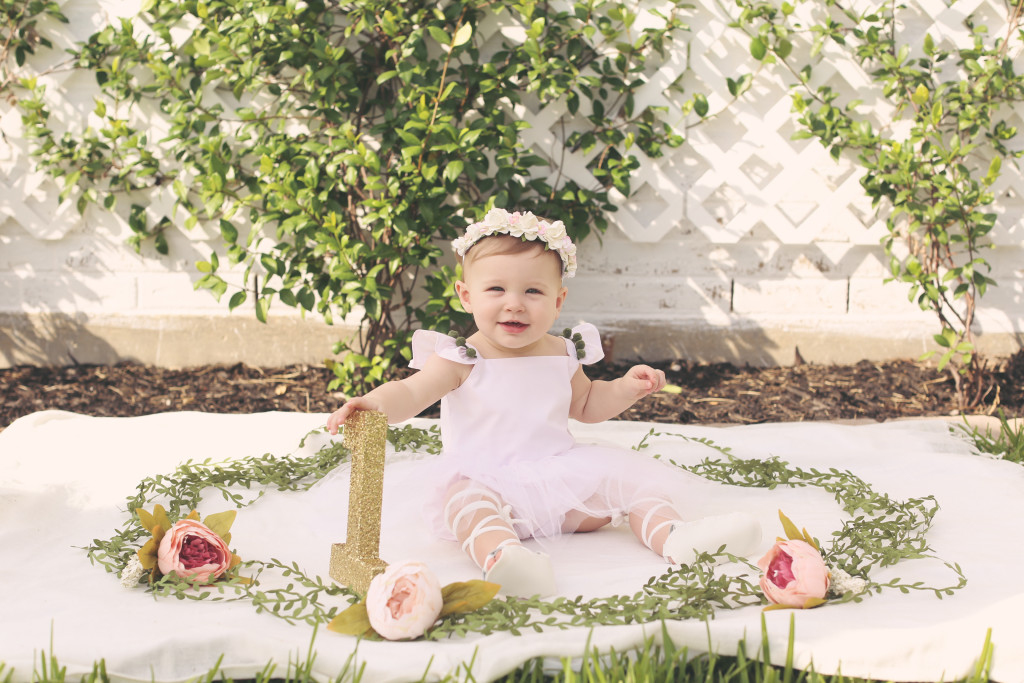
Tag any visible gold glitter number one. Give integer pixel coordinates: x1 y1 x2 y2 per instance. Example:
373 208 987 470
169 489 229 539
329 409 389 595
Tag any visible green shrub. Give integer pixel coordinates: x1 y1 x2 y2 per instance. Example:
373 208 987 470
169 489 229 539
732 0 1024 408
12 0 688 393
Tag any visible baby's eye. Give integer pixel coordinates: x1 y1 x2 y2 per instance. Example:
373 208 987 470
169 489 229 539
487 286 505 292
526 288 543 295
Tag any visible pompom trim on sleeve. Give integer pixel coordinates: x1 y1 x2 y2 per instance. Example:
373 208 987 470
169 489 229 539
409 330 480 370
560 323 604 365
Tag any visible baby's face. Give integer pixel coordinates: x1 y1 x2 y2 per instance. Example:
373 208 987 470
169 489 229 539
456 248 567 356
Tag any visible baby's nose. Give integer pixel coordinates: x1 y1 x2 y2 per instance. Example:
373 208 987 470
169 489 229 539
504 295 525 311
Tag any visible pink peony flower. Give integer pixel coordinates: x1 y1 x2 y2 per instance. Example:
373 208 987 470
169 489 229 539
758 539 830 607
157 519 233 583
365 560 444 640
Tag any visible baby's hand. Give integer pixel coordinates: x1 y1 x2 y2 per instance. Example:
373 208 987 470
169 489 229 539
326 397 379 435
624 364 667 398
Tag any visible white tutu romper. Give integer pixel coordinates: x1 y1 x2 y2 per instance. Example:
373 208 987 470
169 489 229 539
410 323 698 542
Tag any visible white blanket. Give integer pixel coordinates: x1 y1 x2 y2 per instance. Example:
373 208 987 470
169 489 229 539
1 410 1022 683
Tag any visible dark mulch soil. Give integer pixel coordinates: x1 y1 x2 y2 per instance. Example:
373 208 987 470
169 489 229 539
3 351 1022 431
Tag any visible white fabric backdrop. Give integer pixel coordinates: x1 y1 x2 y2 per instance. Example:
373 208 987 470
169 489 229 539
1 410 1022 682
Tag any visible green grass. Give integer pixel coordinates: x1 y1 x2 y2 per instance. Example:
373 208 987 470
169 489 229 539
5 618 996 683
958 410 1024 464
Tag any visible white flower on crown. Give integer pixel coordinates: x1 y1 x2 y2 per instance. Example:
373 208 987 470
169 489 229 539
543 220 567 243
452 207 577 277
513 212 539 237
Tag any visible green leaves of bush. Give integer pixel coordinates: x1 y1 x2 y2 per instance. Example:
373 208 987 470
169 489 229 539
733 0 1024 409
12 0 692 394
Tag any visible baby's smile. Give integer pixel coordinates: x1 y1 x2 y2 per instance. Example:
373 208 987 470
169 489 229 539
500 321 528 332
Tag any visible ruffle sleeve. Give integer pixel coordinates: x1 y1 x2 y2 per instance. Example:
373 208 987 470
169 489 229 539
409 330 480 370
561 322 604 365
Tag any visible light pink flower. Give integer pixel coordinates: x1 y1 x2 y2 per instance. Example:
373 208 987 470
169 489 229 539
157 519 233 584
366 561 443 640
758 539 830 607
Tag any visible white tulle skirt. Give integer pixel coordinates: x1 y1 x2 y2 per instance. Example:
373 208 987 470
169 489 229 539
422 439 738 540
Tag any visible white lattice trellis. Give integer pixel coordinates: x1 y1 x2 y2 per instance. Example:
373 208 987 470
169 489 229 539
1 0 1022 367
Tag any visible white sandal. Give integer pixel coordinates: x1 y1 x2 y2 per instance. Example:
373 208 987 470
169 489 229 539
484 544 556 598
445 487 556 597
661 511 762 566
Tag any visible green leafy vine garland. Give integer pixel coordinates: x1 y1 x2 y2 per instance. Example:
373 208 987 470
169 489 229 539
87 424 967 638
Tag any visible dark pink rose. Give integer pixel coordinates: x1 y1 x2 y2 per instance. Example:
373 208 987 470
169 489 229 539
157 519 232 583
758 539 830 607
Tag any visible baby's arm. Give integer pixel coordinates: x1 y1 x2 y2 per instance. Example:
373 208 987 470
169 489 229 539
568 364 666 424
326 354 465 433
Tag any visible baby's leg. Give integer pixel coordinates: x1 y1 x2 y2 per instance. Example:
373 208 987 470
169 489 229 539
443 479 556 597
560 508 612 533
443 479 520 569
591 479 762 564
560 484 676 551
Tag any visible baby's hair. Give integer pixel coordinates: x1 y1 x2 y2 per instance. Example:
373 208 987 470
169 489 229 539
460 234 564 277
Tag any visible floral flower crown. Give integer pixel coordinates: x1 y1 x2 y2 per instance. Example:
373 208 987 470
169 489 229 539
452 207 578 278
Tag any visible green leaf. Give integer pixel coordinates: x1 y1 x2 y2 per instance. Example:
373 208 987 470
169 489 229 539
983 156 1001 185
439 580 500 617
192 36 210 56
153 504 173 533
228 291 247 310
694 93 709 117
750 36 767 61
911 84 929 106
327 602 375 636
202 510 237 539
427 26 450 46
136 507 156 532
220 220 238 243
778 510 802 541
255 297 270 323
452 23 473 47
253 6 275 24
128 204 147 234
443 160 464 183
763 603 792 612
